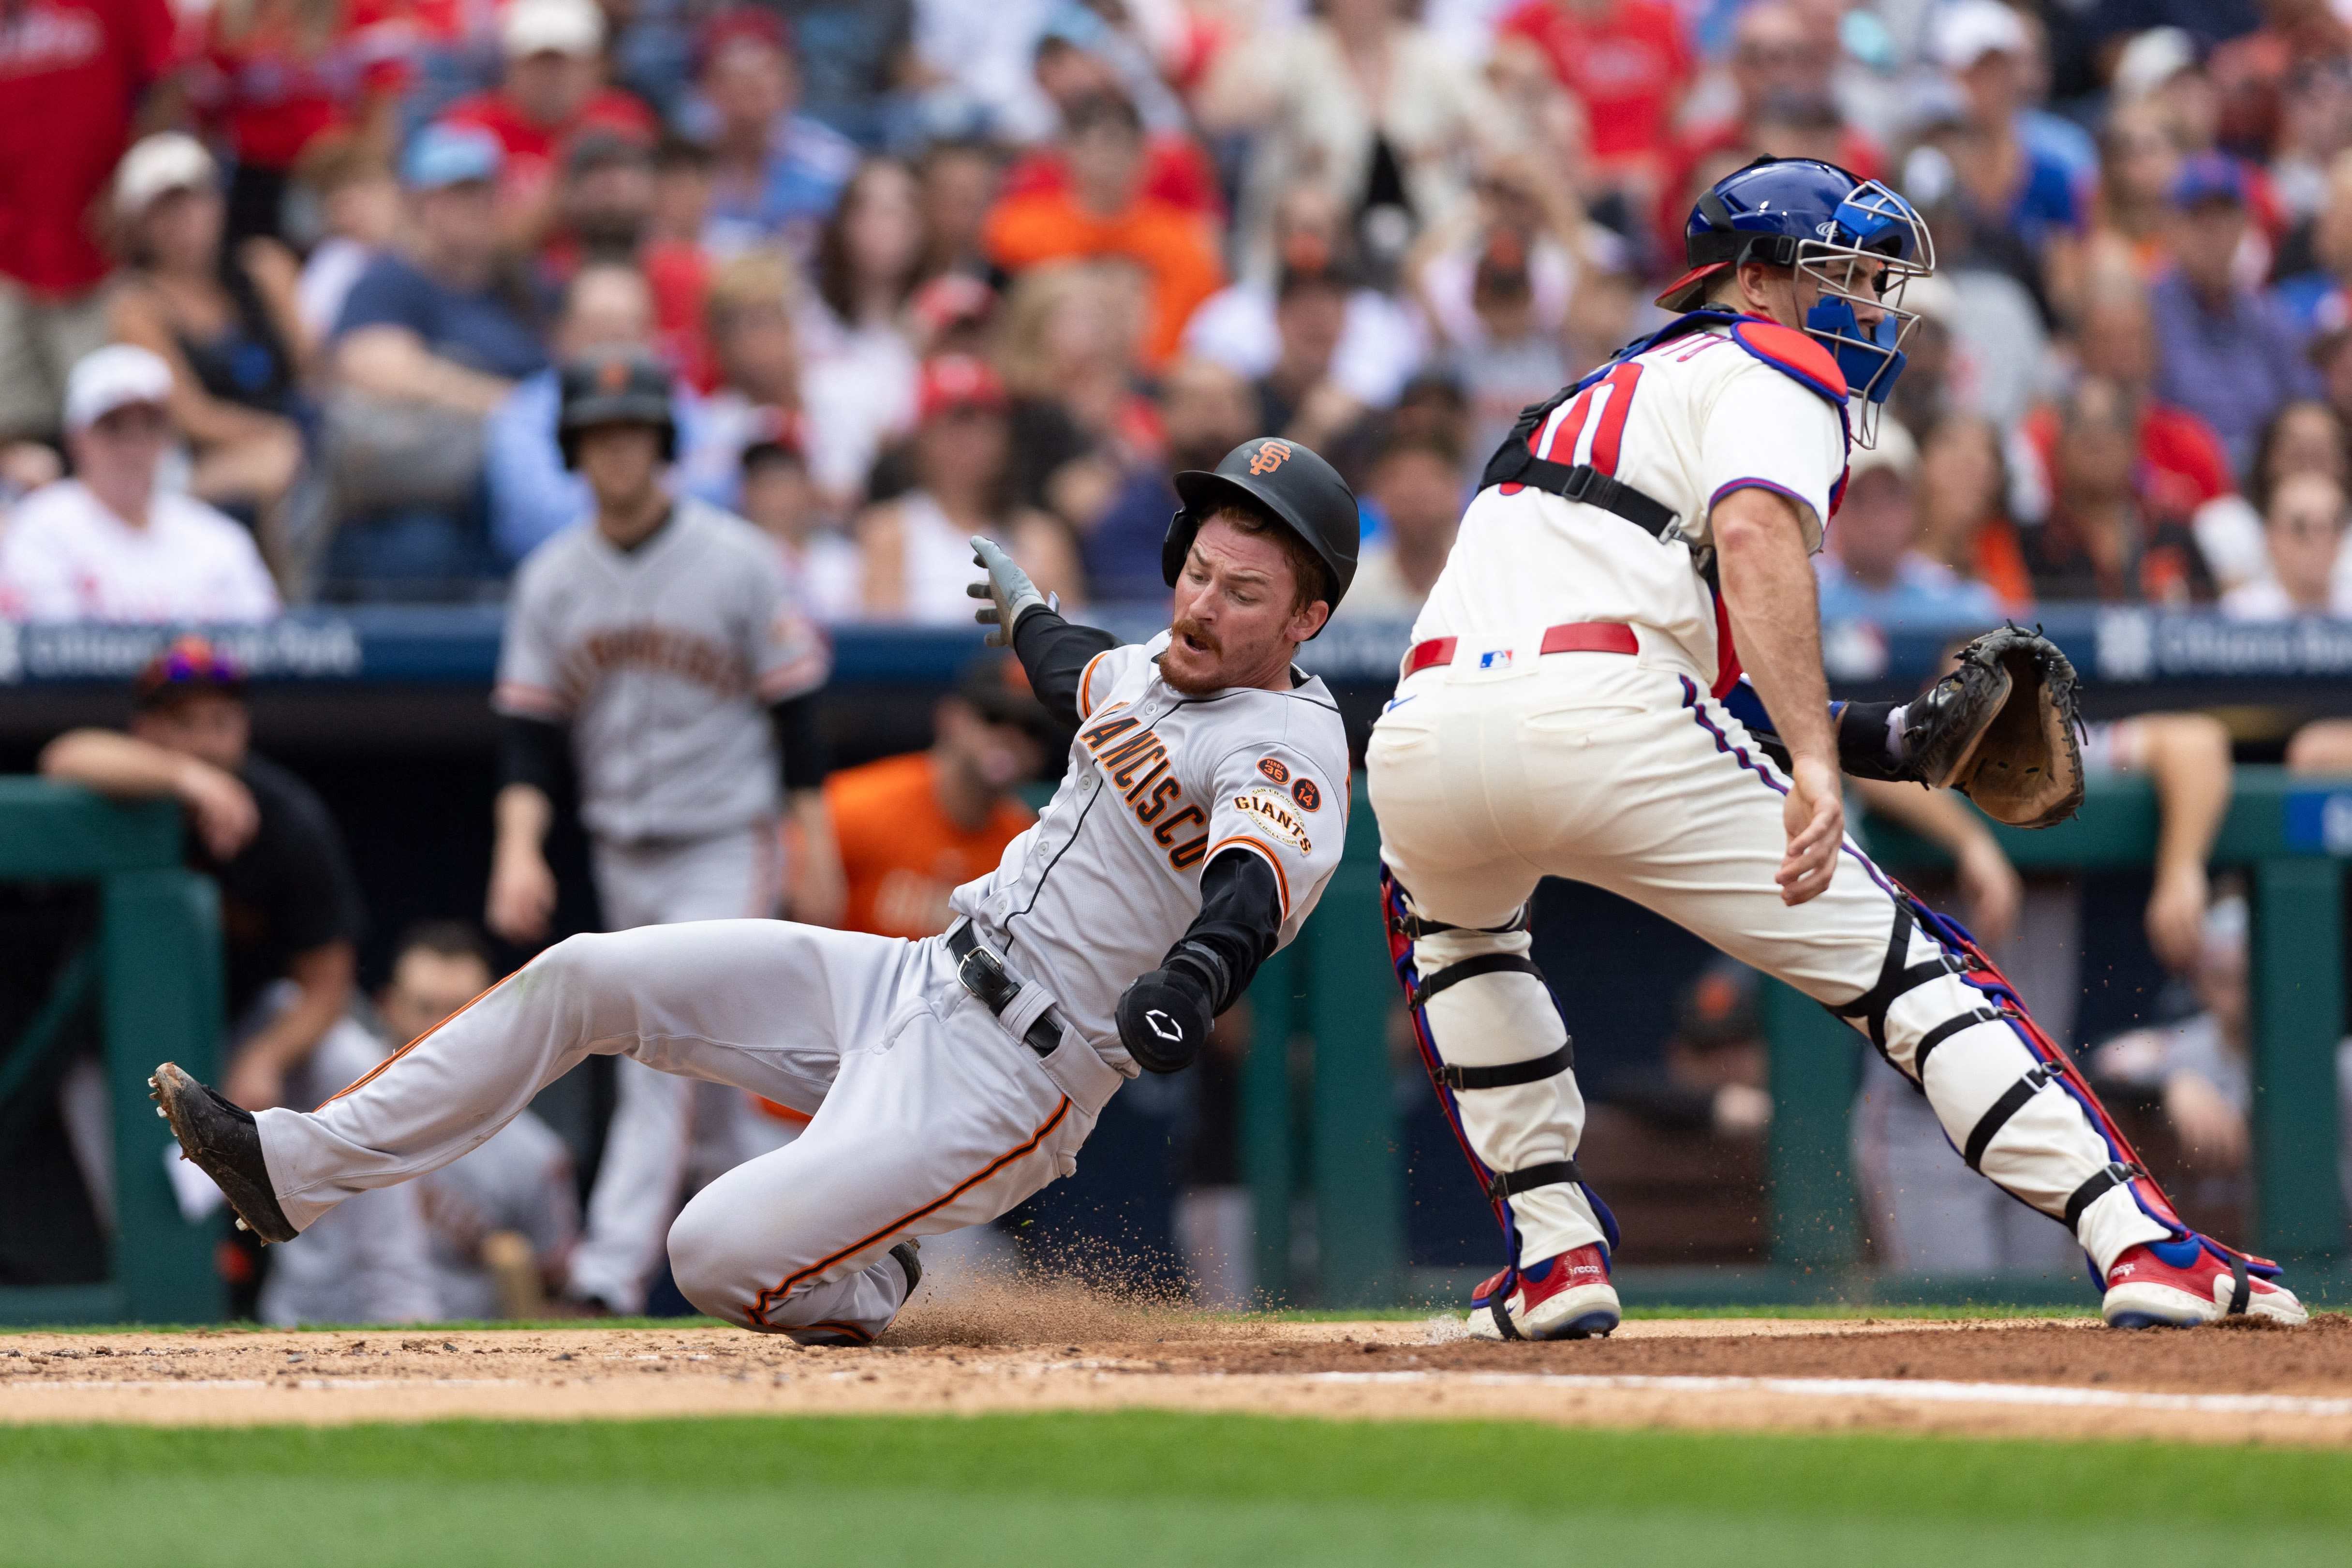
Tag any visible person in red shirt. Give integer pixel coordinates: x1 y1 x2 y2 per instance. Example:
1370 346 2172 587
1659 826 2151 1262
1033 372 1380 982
821 654 1050 940
441 0 656 251
187 0 412 244
999 30 1223 219
1498 0 1693 201
2022 281 2233 529
0 0 181 443
982 91 1223 369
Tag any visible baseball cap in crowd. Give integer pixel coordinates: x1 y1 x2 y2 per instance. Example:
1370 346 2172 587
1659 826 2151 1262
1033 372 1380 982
1931 0 2028 71
1845 415 1921 485
503 0 605 59
2172 151 2247 210
2112 26 2200 103
113 133 217 220
695 7 793 75
63 344 174 434
133 635 247 710
403 122 503 190
916 355 1008 422
955 652 1056 739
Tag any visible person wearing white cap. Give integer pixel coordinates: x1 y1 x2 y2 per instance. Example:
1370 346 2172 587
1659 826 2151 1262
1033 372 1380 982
1931 0 2090 274
441 0 658 249
0 345 280 624
106 133 308 536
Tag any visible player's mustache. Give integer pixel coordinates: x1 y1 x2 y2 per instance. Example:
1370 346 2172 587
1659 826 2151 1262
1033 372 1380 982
1171 618 1222 654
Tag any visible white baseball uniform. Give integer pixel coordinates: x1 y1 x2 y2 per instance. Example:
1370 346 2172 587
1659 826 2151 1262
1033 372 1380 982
251 629 1347 1340
495 497 827 1312
1369 315 2173 1280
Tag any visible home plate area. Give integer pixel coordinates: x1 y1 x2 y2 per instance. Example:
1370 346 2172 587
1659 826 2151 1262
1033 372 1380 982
6 1305 2349 1446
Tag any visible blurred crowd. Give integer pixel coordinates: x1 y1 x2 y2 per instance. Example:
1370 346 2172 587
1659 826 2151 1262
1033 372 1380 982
5 0 2352 626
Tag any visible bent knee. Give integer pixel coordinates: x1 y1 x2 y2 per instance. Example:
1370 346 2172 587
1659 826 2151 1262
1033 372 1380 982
666 1192 765 1325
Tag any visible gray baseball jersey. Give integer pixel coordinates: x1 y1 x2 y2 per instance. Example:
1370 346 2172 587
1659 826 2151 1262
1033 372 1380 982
493 498 829 845
949 630 1351 1048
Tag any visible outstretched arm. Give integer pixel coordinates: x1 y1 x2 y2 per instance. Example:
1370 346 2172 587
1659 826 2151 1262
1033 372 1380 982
1118 850 1285 1073
972 536 1119 727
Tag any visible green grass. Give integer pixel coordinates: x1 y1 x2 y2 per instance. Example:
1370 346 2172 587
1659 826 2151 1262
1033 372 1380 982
2 1413 2347 1567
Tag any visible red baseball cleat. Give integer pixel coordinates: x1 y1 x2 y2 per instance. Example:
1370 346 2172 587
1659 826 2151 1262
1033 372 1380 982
1468 1244 1619 1340
2102 1238 2306 1328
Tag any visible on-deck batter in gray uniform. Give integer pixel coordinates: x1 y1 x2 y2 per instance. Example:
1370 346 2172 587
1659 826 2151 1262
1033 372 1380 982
250 621 1347 1339
495 494 829 1312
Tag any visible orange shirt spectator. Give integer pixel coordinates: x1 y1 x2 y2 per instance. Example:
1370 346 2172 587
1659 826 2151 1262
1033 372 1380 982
982 92 1222 368
1498 0 1692 175
823 657 1051 940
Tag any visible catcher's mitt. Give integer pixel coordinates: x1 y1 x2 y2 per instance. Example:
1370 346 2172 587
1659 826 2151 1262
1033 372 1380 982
1901 625 2086 828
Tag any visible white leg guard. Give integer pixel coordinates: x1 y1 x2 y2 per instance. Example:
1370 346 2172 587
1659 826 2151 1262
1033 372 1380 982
1839 905 2169 1273
1405 916 1604 1263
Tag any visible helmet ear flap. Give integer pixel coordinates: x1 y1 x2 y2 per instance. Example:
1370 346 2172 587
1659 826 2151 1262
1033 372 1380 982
1160 507 1196 589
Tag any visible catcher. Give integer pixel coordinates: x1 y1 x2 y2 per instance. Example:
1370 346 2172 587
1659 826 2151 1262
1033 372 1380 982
1369 156 2304 1341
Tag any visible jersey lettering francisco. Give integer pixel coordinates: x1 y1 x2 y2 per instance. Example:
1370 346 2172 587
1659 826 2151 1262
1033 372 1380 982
1414 320 1849 685
949 631 1350 1048
493 499 829 844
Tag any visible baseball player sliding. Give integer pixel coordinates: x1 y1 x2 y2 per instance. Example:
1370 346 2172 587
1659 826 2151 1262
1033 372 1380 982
1374 157 2306 1339
152 438 1359 1345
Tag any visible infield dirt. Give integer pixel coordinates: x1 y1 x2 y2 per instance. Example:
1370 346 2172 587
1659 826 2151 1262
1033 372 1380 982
6 1291 2348 1446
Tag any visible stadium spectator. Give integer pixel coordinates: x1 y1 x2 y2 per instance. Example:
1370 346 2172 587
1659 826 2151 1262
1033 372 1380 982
372 921 580 1320
1494 0 1693 205
694 6 860 264
915 138 1002 281
1083 356 1258 605
738 422 858 622
1589 958 1774 1139
2193 398 2352 592
798 159 923 511
825 653 1047 942
2090 98 2185 280
2222 471 2352 618
1930 0 2085 304
851 354 1078 620
41 636 364 1113
992 260 1154 526
186 0 412 245
0 347 279 623
1252 262 1370 463
0 0 180 446
982 91 1223 370
2025 377 2216 606
1196 0 1499 281
1914 413 2035 613
105 134 308 545
1813 421 2003 635
1008 26 1220 220
324 123 546 596
2089 898 2256 1183
2153 152 2322 472
293 137 403 343
541 129 658 285
1340 429 1465 621
1667 3 1881 226
1183 184 1427 414
442 0 657 252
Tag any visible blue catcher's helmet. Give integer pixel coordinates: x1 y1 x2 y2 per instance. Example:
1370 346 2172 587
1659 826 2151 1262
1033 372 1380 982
1657 156 1935 445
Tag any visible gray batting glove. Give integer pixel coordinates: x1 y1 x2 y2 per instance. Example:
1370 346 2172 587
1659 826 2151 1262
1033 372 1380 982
967 536 1052 648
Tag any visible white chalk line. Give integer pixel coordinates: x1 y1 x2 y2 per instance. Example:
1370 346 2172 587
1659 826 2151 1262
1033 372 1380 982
1302 1370 2352 1418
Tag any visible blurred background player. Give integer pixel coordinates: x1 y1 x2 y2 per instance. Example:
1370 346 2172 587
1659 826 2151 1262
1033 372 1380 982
485 346 834 1314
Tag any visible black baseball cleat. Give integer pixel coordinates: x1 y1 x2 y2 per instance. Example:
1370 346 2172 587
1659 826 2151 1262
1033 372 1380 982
148 1062 297 1243
890 1238 922 1299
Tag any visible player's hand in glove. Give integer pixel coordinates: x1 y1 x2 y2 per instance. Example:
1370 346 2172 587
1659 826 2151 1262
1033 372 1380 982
1117 969 1209 1073
1838 625 2086 828
967 537 1055 648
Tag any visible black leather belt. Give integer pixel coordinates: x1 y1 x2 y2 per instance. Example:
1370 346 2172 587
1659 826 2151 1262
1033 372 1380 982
947 922 1063 1058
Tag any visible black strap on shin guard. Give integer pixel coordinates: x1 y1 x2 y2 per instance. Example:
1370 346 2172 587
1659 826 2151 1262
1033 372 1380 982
2063 1160 2146 1232
2226 1251 2250 1315
1438 1041 1575 1091
1961 1063 2058 1172
1911 1007 2001 1084
1389 903 1532 942
1409 952 1546 1010
1828 904 1968 1049
1481 1161 1584 1342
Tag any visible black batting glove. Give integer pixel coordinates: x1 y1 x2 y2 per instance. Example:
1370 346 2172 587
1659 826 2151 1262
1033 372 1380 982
1116 969 1209 1074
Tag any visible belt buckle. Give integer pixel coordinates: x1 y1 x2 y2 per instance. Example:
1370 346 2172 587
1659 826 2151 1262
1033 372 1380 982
957 940 1020 1013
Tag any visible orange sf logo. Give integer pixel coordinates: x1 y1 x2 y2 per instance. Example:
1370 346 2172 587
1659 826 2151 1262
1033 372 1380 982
1247 439 1293 476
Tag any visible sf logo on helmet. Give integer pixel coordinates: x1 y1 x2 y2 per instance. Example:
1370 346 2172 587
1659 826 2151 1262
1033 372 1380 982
1248 439 1293 475
1144 1009 1185 1043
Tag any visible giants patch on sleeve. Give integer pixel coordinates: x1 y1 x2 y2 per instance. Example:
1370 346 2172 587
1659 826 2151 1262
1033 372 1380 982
1290 776 1321 811
1232 790 1313 855
1256 757 1290 785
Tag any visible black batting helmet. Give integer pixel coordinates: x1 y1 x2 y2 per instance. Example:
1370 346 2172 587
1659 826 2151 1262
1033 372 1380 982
558 348 678 469
1162 437 1359 631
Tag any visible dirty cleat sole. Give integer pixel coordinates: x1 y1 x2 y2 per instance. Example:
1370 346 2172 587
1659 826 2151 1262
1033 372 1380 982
149 1062 297 1243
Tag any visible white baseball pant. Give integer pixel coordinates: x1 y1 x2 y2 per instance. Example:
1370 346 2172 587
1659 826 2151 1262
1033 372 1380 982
1367 641 2171 1274
565 822 778 1313
255 919 1121 1339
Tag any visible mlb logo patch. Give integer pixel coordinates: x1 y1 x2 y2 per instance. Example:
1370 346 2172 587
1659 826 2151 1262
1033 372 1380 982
1479 649 1513 671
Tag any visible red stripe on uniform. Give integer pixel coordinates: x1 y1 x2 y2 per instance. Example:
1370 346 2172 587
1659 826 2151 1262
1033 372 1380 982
1589 363 1643 476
